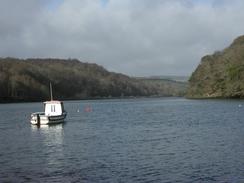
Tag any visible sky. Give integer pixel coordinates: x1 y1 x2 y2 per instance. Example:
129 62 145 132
1 0 244 76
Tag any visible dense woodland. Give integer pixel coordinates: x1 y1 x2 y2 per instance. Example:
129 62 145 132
187 35 244 98
0 58 187 102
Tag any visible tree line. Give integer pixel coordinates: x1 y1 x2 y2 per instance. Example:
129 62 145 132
0 58 187 102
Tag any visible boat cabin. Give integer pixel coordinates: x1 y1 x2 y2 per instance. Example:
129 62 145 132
44 101 64 116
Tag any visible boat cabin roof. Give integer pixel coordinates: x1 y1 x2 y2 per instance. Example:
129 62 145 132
44 100 63 104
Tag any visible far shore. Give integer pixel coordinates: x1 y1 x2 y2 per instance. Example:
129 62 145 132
2 95 244 104
0 95 186 104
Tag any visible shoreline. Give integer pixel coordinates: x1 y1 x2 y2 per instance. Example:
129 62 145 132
2 95 244 104
0 95 185 104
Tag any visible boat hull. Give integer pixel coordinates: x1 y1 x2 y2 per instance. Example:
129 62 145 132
30 112 67 125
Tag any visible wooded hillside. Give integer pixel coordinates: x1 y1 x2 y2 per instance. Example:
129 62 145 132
187 35 244 98
0 58 187 102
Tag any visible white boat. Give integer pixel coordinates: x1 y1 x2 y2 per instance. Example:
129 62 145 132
30 84 67 125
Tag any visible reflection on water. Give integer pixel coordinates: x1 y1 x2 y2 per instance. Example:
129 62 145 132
31 123 64 145
31 123 64 135
31 124 65 173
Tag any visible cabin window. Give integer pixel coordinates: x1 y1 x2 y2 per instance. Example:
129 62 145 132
51 105 56 112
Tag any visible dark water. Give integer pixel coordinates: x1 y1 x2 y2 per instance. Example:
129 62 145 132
0 98 244 183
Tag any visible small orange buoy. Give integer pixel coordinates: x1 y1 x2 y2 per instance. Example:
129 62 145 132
84 105 92 112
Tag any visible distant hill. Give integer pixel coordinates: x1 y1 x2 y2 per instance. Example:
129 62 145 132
142 76 189 82
187 35 244 98
0 58 187 102
136 77 187 97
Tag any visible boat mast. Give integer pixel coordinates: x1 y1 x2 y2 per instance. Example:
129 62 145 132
50 82 53 101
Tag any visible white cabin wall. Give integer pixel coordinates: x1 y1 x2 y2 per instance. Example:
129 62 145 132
45 104 62 116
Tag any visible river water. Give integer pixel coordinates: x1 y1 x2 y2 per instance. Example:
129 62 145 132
0 98 244 182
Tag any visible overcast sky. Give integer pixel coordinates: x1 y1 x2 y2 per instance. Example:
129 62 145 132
1 0 244 76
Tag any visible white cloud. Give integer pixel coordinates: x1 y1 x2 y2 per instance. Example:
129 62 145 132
1 0 244 76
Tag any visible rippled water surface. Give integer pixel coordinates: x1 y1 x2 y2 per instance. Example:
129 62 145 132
0 98 244 182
